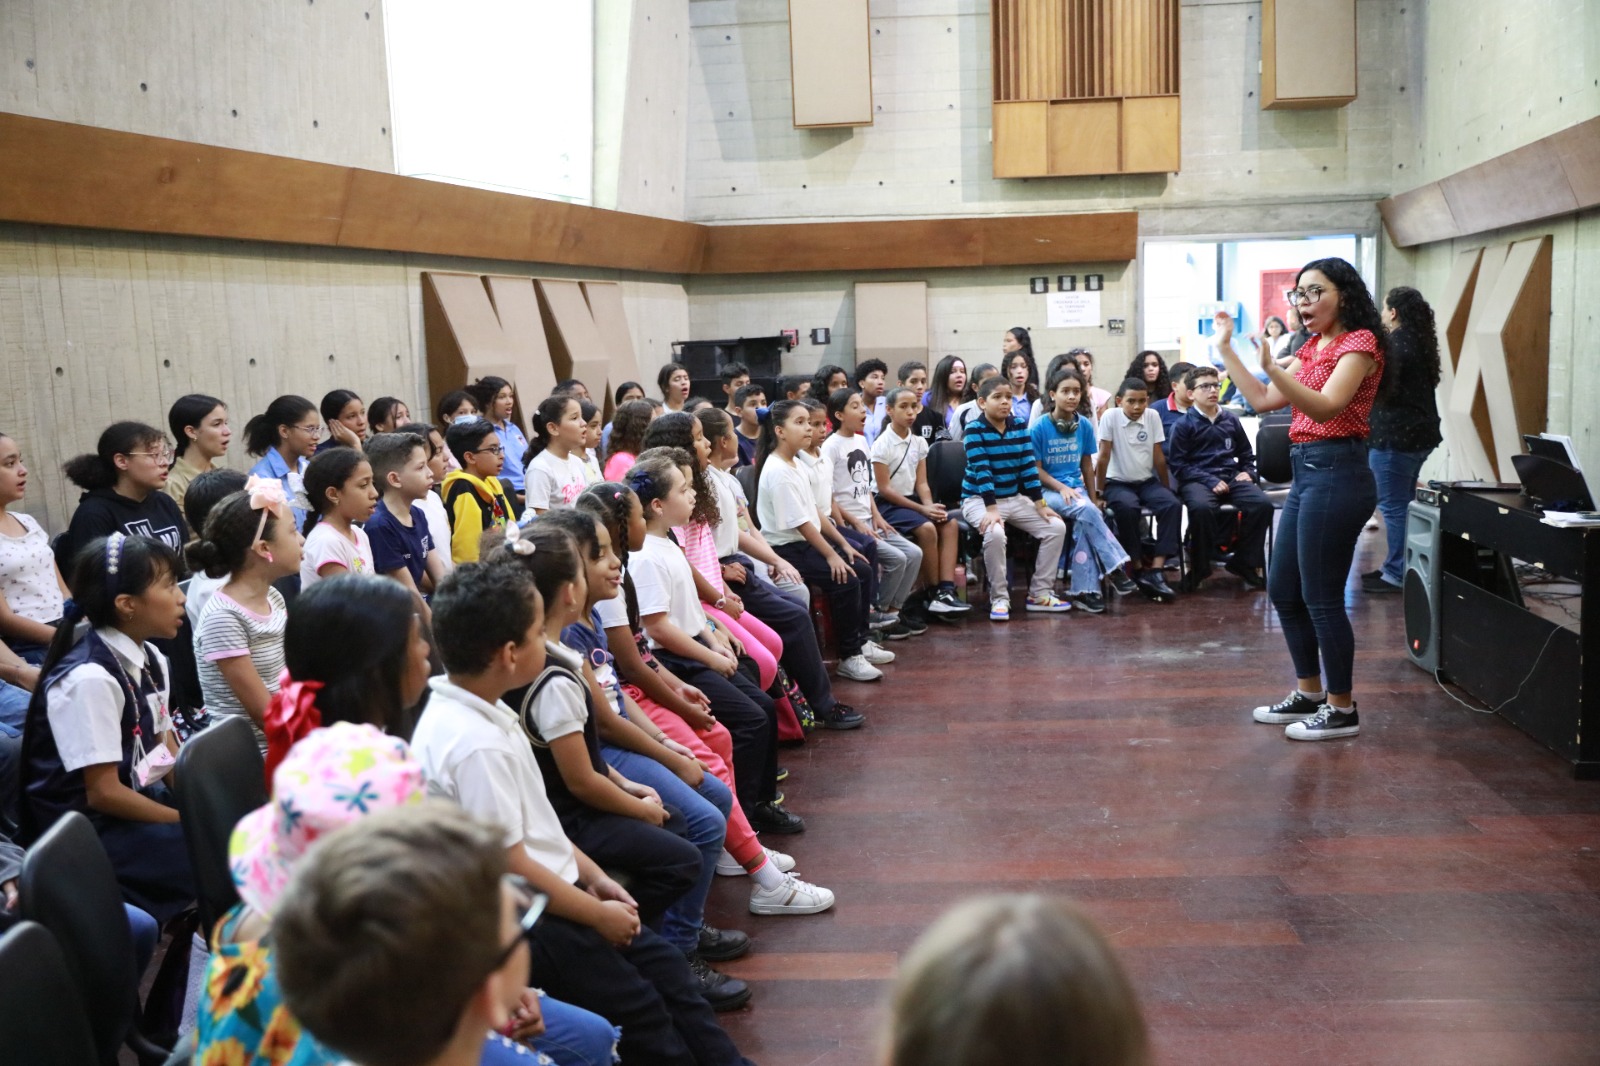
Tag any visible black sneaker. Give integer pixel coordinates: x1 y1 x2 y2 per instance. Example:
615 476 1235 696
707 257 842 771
928 587 972 614
749 800 806 834
1251 690 1322 724
1286 702 1360 741
881 621 917 641
1361 572 1400 594
687 954 753 1011
1136 572 1175 602
1226 559 1267 589
1107 570 1138 596
817 703 866 730
775 766 789 782
1362 569 1383 581
898 611 929 635
698 923 752 962
1073 591 1106 614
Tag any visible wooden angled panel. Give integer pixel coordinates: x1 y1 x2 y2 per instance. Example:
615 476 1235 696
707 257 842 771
1048 101 1120 177
993 101 1050 178
1439 140 1580 240
535 280 612 405
1467 236 1552 478
788 0 873 128
1379 183 1462 248
1262 0 1356 110
581 281 642 416
1433 249 1483 479
855 281 929 367
1122 96 1180 174
423 272 556 421
1444 246 1508 480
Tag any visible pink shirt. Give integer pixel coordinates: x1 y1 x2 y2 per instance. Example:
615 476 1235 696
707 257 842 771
603 451 637 482
671 521 724 596
1289 329 1384 444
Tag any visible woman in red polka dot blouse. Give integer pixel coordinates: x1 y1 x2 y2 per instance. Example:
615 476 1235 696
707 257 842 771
1213 258 1386 743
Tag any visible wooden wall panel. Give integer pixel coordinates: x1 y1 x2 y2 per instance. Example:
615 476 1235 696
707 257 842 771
1122 96 1181 174
582 282 643 416
535 280 614 408
700 213 1138 274
1381 116 1600 247
422 273 557 427
1262 0 1356 109
855 281 929 367
1048 101 1120 177
992 0 1179 178
0 112 1136 275
788 0 873 128
1432 249 1482 479
993 102 1050 178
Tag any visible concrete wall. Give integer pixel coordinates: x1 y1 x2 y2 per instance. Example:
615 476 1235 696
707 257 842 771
1386 0 1600 474
676 0 1409 384
0 0 691 530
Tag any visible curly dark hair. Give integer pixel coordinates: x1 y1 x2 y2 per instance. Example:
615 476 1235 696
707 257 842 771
1298 258 1386 357
1380 285 1441 401
639 412 720 529
1124 350 1171 401
606 399 655 466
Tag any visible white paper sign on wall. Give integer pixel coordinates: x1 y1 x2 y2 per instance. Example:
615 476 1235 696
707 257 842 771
1046 291 1101 329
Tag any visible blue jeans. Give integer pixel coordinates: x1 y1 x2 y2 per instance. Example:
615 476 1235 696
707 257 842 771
602 744 730 956
528 994 621 1066
1369 447 1433 585
1043 489 1131 595
0 679 29 737
1268 438 1377 695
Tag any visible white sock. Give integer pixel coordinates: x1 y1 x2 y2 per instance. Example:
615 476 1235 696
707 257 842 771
1297 688 1327 703
750 857 784 890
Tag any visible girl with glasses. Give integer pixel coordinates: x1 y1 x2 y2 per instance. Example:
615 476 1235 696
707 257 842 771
1214 257 1385 742
60 421 190 565
245 394 319 528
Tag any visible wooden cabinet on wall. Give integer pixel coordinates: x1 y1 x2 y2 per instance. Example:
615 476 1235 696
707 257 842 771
1261 0 1356 109
992 0 1180 178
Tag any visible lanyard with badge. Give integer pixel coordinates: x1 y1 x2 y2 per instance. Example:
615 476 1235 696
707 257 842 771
102 533 176 789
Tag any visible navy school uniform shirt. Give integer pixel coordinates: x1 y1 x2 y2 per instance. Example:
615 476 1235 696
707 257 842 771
1165 406 1258 488
735 431 757 468
364 501 432 587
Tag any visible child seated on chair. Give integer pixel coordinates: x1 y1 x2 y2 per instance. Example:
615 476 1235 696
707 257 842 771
1094 377 1181 604
1029 367 1134 614
958 377 1069 622
871 386 969 619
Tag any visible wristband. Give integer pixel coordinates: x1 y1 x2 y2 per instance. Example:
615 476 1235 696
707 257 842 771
714 597 726 609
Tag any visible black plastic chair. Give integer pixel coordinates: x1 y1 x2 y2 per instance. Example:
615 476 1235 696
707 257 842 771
0 921 100 1066
19 811 171 1065
1256 420 1293 486
173 715 268 934
735 463 760 521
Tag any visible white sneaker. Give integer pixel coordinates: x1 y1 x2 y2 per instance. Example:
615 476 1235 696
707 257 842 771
836 655 883 682
716 847 796 877
861 640 896 665
749 873 836 915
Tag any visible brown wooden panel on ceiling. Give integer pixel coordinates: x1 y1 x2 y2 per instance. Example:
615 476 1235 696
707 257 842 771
991 0 1179 178
1379 116 1600 248
788 0 874 128
0 111 1138 273
1261 0 1356 110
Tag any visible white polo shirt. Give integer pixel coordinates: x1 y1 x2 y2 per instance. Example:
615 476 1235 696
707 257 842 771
411 676 579 885
629 532 708 644
1097 407 1166 483
45 627 171 773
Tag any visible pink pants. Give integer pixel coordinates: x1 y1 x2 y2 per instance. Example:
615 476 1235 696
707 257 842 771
625 685 769 874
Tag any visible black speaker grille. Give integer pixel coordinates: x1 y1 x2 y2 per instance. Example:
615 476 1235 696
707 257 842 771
1404 566 1432 660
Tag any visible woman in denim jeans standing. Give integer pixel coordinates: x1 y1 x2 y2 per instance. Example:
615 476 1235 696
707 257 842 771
1213 258 1386 741
1362 287 1442 595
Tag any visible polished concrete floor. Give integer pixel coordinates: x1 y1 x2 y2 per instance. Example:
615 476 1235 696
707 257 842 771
707 530 1600 1066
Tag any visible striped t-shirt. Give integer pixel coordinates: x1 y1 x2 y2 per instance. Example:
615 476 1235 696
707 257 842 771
961 416 1044 505
195 588 287 749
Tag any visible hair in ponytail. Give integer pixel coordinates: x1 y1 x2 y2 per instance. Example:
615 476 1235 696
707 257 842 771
187 489 279 579
753 398 803 482
62 422 165 492
486 522 582 610
244 395 315 457
577 483 643 632
168 394 225 462
301 447 367 535
825 386 860 433
526 395 579 461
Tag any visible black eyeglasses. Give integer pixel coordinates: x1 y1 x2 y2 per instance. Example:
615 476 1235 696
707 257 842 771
491 874 548 969
469 443 505 456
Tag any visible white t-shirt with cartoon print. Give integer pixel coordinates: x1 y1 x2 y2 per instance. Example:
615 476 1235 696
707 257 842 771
820 433 876 523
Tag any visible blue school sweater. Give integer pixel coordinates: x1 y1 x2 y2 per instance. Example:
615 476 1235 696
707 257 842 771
961 416 1043 505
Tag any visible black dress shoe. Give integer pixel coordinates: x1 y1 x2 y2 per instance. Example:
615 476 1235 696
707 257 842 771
817 703 866 730
698 923 752 962
1361 572 1400 594
1225 559 1267 589
687 954 753 1011
749 800 806 835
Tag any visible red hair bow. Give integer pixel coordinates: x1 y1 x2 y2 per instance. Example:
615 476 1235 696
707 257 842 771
263 671 324 785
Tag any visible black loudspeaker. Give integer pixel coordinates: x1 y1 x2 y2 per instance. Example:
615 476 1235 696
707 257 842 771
1403 499 1442 672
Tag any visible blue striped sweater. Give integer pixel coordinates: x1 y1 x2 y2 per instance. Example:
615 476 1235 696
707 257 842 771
961 416 1043 505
